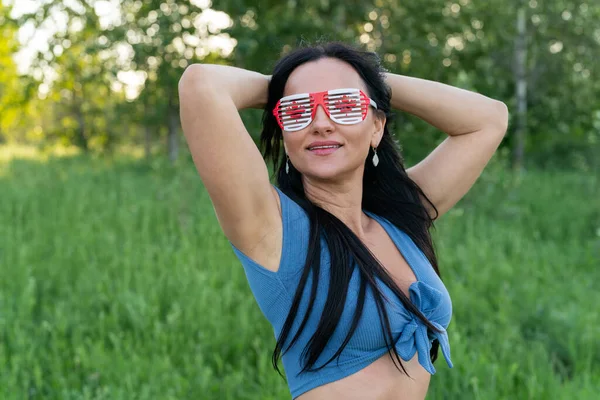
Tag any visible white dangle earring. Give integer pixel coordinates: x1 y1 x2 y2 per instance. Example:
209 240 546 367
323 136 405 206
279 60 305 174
286 154 290 174
372 146 379 167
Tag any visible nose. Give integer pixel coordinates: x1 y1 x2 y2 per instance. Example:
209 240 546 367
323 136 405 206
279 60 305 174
311 103 334 132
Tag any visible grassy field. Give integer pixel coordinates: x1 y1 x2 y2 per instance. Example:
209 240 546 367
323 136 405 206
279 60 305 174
0 146 598 399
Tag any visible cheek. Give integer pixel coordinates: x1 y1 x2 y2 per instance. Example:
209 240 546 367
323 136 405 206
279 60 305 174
283 134 304 152
346 127 372 147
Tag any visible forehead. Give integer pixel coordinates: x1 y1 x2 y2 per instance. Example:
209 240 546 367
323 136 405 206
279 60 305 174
283 57 367 97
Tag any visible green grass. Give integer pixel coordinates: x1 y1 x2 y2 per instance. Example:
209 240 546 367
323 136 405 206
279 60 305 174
0 146 598 399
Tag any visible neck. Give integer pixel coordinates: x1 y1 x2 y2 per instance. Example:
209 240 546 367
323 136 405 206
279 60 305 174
301 174 372 238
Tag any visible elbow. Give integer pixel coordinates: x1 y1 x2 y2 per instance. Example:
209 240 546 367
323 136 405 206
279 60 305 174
178 64 213 101
179 63 206 87
479 100 509 137
492 101 510 135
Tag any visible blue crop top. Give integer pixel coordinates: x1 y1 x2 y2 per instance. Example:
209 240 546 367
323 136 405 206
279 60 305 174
229 185 453 399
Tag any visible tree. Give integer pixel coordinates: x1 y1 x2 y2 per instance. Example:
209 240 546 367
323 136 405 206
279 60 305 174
216 0 600 169
106 0 233 162
11 0 123 151
0 1 22 143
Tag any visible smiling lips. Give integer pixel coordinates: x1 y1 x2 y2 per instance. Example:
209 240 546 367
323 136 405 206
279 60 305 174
307 145 342 155
307 140 342 149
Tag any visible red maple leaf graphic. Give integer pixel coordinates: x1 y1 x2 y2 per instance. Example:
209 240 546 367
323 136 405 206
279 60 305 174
335 95 358 115
286 101 305 121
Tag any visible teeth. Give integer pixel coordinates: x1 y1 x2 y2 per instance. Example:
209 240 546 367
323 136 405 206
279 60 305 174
309 145 340 150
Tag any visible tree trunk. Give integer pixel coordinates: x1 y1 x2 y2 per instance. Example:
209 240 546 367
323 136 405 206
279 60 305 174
144 125 152 160
167 98 179 163
513 4 528 169
74 101 88 151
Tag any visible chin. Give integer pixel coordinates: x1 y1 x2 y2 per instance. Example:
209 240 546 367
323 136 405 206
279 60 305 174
303 165 347 181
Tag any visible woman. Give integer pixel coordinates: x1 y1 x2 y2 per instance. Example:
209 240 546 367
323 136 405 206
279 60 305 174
178 42 508 400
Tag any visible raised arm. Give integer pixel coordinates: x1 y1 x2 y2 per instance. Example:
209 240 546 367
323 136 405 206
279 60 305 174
178 64 282 268
384 72 509 220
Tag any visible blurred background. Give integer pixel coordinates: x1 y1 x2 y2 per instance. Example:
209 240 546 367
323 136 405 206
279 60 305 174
0 0 598 399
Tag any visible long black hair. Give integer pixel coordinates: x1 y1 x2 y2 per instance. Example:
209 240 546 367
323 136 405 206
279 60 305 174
260 41 442 379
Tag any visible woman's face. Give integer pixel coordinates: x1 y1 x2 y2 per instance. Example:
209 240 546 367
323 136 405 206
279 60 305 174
281 57 384 182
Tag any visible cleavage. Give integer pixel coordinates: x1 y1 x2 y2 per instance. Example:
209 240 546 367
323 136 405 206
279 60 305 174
362 220 417 298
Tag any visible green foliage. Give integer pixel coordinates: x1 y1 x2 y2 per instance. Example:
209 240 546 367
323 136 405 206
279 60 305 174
0 1 23 142
2 0 600 165
10 0 124 151
216 0 600 169
0 148 598 399
103 0 210 159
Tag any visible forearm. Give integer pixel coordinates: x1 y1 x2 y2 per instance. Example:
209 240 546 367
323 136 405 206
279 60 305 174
384 72 506 136
180 64 270 110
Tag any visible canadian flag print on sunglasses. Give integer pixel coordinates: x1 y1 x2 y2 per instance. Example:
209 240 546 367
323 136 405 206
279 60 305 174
272 88 378 132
